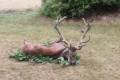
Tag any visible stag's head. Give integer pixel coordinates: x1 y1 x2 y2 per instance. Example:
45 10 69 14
53 17 91 65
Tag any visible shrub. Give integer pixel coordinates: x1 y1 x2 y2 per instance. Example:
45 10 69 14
41 0 120 18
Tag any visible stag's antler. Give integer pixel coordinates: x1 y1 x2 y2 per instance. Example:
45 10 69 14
53 17 91 50
54 16 69 45
74 18 91 50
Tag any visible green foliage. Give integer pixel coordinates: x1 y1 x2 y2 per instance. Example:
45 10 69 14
9 50 30 61
41 0 120 18
9 49 80 66
41 0 61 18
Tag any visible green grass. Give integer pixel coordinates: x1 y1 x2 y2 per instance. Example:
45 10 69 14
0 11 120 80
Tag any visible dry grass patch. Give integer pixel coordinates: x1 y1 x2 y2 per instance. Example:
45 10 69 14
0 11 120 80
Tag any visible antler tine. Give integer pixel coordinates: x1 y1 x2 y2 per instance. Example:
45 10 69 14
81 18 91 39
57 16 67 24
54 16 69 45
75 18 91 50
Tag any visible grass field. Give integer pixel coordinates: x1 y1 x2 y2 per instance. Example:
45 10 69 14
0 11 120 80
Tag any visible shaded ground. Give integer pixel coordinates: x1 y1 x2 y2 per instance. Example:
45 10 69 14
0 11 120 80
0 0 42 11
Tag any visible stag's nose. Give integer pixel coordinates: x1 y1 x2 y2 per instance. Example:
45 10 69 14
70 60 77 65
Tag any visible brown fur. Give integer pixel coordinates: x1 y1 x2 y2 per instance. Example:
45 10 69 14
22 41 65 56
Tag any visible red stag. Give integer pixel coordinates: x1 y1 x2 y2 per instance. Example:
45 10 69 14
22 17 91 64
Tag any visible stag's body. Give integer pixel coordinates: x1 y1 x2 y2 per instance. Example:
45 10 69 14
22 41 65 56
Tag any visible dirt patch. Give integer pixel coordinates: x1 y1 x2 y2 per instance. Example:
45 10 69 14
0 0 42 11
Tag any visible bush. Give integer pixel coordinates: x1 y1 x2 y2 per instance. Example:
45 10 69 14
41 0 120 18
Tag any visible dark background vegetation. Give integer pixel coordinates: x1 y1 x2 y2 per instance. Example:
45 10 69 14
41 0 120 18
